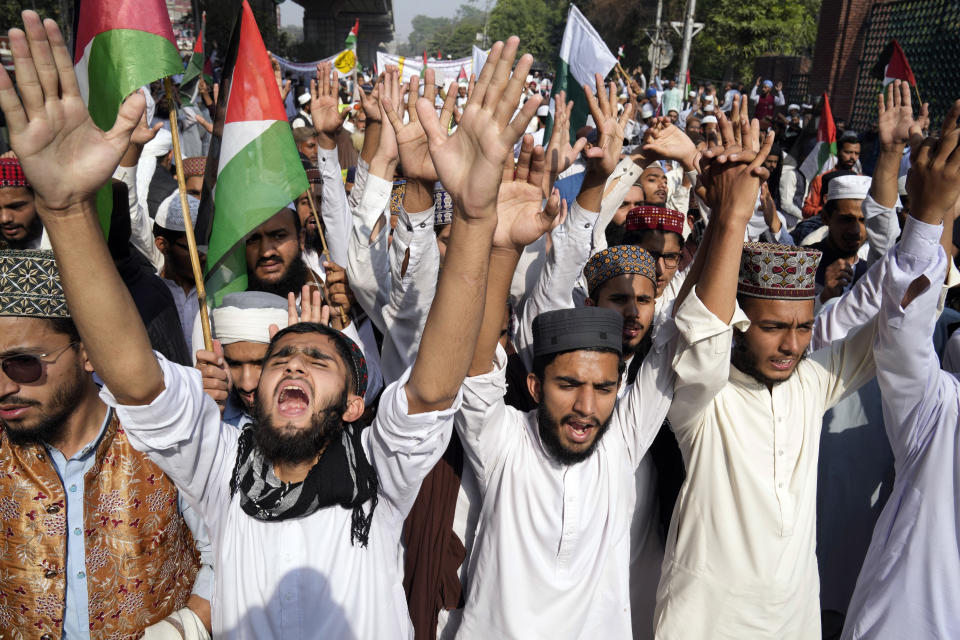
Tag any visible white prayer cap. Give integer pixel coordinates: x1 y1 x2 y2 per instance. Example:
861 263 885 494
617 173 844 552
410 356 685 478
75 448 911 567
156 193 201 233
640 104 654 119
702 115 718 124
142 128 172 158
787 103 800 112
212 291 289 345
298 92 311 106
703 103 715 113
826 174 872 202
689 90 697 97
703 95 715 103
536 105 550 117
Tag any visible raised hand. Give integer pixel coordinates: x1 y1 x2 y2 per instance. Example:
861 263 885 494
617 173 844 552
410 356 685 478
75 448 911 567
323 261 356 329
311 62 346 140
383 69 443 183
496 134 564 252
372 68 401 167
271 285 331 338
907 99 960 224
877 78 929 149
698 98 774 219
541 90 587 197
0 13 145 211
358 78 382 123
642 116 699 171
415 37 541 220
583 73 633 176
269 52 291 100
820 258 855 303
195 340 230 412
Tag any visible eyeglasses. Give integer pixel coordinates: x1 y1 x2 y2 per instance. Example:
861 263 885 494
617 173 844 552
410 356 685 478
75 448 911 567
1 342 79 384
646 251 681 269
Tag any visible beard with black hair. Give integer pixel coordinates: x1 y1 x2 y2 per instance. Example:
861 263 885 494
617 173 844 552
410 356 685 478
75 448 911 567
248 255 309 298
250 389 347 465
1 362 86 447
537 405 614 466
731 330 807 388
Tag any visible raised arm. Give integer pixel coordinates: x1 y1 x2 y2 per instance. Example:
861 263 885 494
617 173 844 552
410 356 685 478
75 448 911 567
876 102 960 456
405 37 542 412
311 62 351 266
675 96 774 322
0 13 162 404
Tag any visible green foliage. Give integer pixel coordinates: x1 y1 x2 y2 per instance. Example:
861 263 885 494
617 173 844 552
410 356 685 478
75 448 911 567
486 0 568 64
0 0 64 41
691 0 821 81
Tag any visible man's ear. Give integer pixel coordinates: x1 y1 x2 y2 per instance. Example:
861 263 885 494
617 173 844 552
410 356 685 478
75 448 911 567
526 372 542 404
342 394 365 423
77 343 95 374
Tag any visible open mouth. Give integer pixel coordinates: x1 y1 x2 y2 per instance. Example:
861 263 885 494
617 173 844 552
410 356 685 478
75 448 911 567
623 323 644 339
565 419 597 444
276 381 311 418
769 358 795 371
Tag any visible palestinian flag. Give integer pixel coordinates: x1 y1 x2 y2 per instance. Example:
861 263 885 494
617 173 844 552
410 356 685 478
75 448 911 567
545 4 617 141
458 65 467 82
421 51 428 79
871 39 917 87
195 0 308 305
180 12 213 104
345 19 359 49
73 0 183 234
684 69 691 97
799 93 838 184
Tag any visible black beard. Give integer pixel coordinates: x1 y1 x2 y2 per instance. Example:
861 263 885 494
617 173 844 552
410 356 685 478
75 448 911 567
250 390 346 464
731 330 807 388
248 255 309 298
1 365 86 447
537 406 613 466
2 217 43 250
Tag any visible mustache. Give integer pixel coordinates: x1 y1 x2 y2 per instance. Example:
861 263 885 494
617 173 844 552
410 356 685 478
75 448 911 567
0 395 39 407
257 256 283 267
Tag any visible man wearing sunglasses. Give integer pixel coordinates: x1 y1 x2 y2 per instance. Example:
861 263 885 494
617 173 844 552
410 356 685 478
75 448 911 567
0 249 213 638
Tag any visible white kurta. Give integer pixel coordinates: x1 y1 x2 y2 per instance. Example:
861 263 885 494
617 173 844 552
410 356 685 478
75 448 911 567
454 292 736 639
842 218 960 639
656 294 878 639
101 356 459 640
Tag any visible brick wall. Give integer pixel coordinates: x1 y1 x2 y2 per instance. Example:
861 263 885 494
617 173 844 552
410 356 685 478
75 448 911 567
809 0 876 122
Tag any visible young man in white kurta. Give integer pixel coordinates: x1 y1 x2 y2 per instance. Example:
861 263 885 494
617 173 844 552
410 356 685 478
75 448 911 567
655 253 879 639
454 292 738 639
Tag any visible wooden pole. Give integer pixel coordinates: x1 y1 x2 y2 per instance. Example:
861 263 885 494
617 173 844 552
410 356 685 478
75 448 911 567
304 187 348 327
164 77 214 351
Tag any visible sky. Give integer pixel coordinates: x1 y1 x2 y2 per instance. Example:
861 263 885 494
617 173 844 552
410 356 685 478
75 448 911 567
277 0 461 41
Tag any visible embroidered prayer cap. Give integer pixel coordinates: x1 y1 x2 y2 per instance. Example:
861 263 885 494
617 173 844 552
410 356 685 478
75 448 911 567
0 250 69 318
625 206 685 236
298 92 311 106
532 307 623 358
212 292 289 345
0 158 29 189
702 115 717 124
156 193 201 233
183 156 206 178
390 180 406 218
737 242 822 300
306 168 323 185
826 174 872 202
583 245 657 297
434 184 453 226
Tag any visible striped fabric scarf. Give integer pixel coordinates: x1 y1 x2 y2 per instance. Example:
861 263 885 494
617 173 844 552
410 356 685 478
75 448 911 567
230 423 379 546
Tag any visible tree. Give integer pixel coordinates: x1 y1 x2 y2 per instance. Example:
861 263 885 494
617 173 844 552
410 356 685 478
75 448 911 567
401 15 455 57
690 0 821 82
486 0 567 65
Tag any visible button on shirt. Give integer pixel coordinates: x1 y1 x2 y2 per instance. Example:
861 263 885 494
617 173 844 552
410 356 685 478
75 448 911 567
656 292 880 639
101 354 460 639
454 292 735 639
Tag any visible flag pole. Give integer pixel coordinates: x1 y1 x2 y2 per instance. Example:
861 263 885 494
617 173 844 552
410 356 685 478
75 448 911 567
164 77 214 351
304 188 349 326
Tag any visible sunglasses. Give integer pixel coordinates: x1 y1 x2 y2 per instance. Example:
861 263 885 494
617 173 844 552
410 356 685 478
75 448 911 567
1 342 79 384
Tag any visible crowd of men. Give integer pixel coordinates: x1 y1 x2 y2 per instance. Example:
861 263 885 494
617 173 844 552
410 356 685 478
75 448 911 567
0 9 959 640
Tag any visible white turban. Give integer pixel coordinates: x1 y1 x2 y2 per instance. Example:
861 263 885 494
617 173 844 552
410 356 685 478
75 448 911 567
211 292 289 345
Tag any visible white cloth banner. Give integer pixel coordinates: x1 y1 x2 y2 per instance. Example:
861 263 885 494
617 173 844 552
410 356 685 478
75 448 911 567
375 51 481 86
559 4 616 87
273 51 356 79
